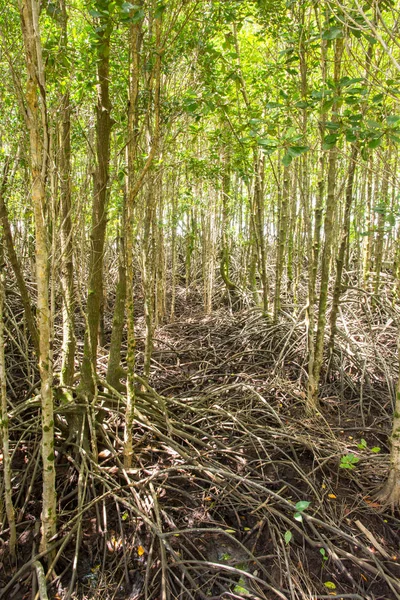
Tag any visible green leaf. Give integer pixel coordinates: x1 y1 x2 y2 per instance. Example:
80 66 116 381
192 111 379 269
347 113 363 123
295 500 310 512
288 145 309 158
129 7 145 22
257 138 278 148
266 101 283 108
368 137 381 149
295 101 309 109
345 130 357 143
320 548 328 561
284 530 292 544
121 1 135 11
364 34 377 45
89 8 103 17
387 213 396 226
322 133 338 150
357 438 367 450
372 93 384 103
371 447 381 453
325 121 340 130
321 99 334 113
282 152 293 166
387 115 400 126
294 512 303 522
322 26 343 40
220 553 232 561
155 3 166 19
324 581 336 590
340 453 360 469
340 77 364 87
233 577 251 596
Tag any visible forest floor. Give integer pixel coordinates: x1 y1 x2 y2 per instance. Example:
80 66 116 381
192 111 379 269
1 283 400 600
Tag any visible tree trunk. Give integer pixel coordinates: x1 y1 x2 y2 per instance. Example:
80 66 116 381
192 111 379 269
308 37 343 412
0 172 16 558
374 149 390 296
124 11 161 467
19 0 56 555
106 213 127 391
327 144 358 365
379 333 400 508
81 8 113 396
0 157 39 356
274 165 289 322
59 0 75 387
253 153 268 314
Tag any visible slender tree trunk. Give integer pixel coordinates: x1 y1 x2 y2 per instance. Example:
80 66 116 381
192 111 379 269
309 38 344 411
220 148 238 306
106 211 127 390
379 332 400 507
374 149 390 295
0 168 16 560
170 176 177 321
143 179 156 379
0 157 39 356
59 0 75 386
253 153 268 314
81 9 113 396
155 175 166 326
274 165 289 322
362 157 374 287
286 165 297 295
328 144 358 364
307 5 327 409
124 12 161 467
19 0 56 554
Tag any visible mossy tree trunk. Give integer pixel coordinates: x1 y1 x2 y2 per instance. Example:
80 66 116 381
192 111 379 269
19 0 56 555
106 208 127 391
373 148 390 296
59 0 75 387
124 11 162 467
328 144 358 365
379 334 400 508
253 152 269 315
0 165 16 560
0 156 39 356
220 147 239 307
362 156 374 287
307 8 327 411
308 37 344 412
273 165 289 322
81 5 113 397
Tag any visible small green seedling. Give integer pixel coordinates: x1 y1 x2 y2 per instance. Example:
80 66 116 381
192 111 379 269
220 553 232 562
320 548 328 562
294 500 310 522
357 438 381 454
340 453 360 469
324 581 336 590
233 577 251 596
284 530 292 544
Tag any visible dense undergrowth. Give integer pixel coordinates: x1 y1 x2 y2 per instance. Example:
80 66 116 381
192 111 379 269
1 271 400 600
